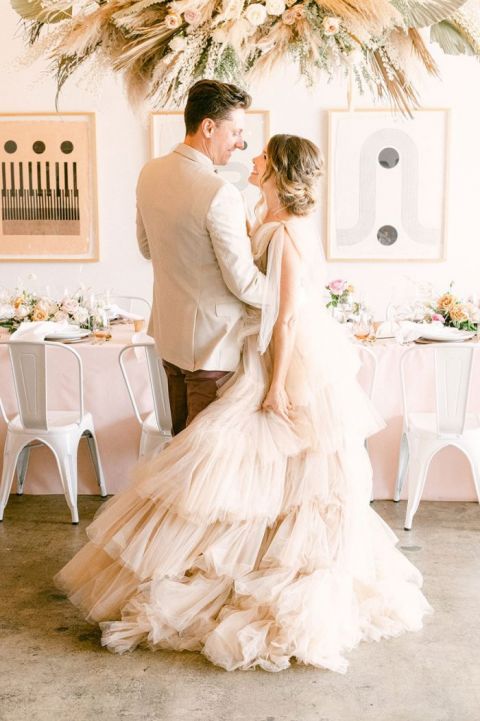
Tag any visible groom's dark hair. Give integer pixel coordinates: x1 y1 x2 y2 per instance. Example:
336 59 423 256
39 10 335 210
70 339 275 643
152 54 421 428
184 80 251 135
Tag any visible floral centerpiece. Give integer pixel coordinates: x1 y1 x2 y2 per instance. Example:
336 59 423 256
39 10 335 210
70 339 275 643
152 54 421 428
425 289 480 332
325 278 355 309
10 0 480 114
325 278 364 322
0 288 105 334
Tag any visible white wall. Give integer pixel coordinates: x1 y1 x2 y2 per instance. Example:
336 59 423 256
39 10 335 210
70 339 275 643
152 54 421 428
1 4 480 315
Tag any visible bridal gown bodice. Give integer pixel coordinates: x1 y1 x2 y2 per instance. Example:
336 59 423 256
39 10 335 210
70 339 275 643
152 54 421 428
55 219 432 673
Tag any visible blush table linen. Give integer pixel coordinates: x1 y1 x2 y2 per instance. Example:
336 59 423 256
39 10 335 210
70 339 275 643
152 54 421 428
0 331 477 500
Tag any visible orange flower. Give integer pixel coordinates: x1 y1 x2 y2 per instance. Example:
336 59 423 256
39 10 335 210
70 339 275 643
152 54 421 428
32 304 48 321
449 303 468 323
437 292 457 312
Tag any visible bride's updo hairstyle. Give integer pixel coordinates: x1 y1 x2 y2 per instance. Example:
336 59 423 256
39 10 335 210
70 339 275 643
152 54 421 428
263 134 324 216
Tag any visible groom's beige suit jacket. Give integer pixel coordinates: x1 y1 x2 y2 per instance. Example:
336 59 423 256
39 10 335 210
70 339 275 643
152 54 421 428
136 143 265 372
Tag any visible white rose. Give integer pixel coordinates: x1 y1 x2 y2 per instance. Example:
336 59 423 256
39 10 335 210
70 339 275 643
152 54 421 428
245 3 267 25
61 297 79 314
323 16 340 35
73 307 89 324
266 0 285 15
54 310 68 322
169 35 187 52
15 305 30 320
0 304 14 320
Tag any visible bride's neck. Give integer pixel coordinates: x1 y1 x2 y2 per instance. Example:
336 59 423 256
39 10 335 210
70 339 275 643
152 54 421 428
262 187 293 223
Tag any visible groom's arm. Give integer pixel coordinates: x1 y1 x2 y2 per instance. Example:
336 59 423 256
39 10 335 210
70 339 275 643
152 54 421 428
206 184 265 308
136 206 151 260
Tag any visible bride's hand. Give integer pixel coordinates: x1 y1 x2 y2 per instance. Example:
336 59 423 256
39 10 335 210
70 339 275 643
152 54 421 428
262 384 293 423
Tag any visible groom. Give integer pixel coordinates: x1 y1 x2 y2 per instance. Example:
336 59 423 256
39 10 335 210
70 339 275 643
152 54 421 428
136 80 266 435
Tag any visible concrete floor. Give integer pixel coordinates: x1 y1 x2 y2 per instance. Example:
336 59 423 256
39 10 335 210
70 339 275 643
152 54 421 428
0 496 479 721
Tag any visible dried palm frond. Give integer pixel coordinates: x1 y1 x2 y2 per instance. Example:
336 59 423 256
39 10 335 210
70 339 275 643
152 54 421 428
11 0 71 23
390 0 468 27
431 19 478 53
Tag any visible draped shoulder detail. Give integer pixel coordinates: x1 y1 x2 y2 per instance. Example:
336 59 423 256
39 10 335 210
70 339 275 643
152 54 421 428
256 221 302 355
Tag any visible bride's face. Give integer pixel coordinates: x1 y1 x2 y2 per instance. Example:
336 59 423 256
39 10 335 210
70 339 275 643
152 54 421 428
249 148 267 187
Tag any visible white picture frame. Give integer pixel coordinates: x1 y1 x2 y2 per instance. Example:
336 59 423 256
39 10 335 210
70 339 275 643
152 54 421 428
326 108 450 262
150 110 270 210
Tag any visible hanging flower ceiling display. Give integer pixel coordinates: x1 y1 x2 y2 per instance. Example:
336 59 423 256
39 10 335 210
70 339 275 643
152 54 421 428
10 0 480 113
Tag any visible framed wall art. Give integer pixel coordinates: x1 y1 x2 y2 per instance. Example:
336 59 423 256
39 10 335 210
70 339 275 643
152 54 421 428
150 110 270 210
327 109 450 262
0 112 98 261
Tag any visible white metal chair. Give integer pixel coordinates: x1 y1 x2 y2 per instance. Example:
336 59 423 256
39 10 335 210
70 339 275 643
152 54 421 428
395 343 480 530
119 343 172 459
110 295 151 323
0 341 107 524
356 344 378 501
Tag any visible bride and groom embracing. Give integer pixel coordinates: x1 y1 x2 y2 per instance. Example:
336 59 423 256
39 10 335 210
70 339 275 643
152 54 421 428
55 80 432 673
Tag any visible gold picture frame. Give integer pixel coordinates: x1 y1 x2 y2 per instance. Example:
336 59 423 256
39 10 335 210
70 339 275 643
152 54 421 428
0 112 99 262
326 108 450 262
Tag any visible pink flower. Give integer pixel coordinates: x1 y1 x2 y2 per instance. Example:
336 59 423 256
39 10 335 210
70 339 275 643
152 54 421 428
431 313 445 324
184 9 200 25
328 279 347 295
165 13 182 29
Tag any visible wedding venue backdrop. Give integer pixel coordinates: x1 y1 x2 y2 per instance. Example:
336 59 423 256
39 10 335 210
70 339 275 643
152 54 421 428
1 1 480 502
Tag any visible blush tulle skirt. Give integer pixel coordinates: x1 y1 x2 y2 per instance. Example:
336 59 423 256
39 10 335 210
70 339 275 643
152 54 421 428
55 314 432 673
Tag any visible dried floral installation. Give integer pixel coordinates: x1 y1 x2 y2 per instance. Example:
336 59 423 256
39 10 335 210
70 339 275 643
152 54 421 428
10 0 480 113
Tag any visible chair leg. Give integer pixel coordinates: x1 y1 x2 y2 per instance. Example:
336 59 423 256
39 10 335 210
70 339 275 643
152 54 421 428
54 446 79 524
404 440 436 531
0 435 26 521
459 440 480 504
16 446 31 495
365 439 374 502
394 433 409 502
85 431 107 497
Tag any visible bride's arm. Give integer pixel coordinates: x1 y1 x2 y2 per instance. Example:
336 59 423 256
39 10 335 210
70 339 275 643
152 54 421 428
262 234 301 422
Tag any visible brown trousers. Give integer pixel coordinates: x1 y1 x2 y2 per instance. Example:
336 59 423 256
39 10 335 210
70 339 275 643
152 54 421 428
162 360 230 436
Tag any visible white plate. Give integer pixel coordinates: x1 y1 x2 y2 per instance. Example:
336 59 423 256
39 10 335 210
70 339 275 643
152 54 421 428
418 325 475 342
45 330 91 341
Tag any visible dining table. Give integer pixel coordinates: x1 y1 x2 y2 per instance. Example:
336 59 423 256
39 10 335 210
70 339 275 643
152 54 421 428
0 325 478 501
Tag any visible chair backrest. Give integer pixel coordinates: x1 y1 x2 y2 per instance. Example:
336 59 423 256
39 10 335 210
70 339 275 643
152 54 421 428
400 343 477 436
119 343 172 434
0 341 83 431
356 345 377 400
111 295 151 319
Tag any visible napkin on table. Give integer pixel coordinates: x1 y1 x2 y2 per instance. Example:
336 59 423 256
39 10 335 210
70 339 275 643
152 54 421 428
393 321 426 344
9 320 72 342
107 304 144 322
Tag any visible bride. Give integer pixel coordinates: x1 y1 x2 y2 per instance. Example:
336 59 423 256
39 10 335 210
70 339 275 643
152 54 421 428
55 134 432 673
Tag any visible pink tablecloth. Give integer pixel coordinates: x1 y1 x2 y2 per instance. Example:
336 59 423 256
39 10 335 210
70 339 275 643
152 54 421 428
0 331 478 500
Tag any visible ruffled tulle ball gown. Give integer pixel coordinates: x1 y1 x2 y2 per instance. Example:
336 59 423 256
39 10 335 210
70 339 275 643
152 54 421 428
55 218 432 673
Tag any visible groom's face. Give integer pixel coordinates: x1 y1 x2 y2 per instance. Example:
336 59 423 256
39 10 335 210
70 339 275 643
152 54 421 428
207 108 246 166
